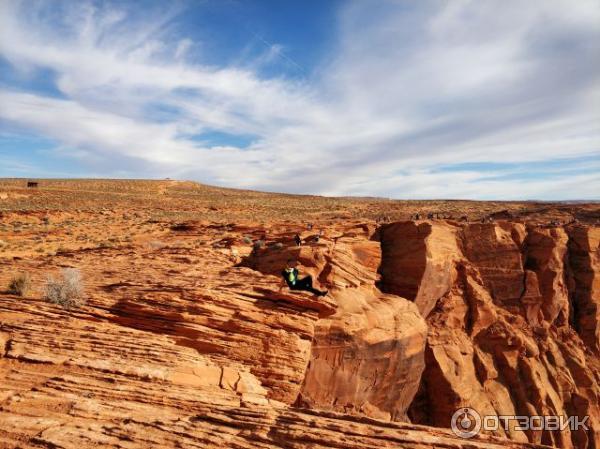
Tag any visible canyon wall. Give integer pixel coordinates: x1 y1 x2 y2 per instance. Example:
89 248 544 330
378 221 600 449
1 216 598 449
239 219 600 448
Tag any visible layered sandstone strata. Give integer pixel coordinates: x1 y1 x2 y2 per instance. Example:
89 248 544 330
1 213 598 449
245 224 429 421
377 221 600 449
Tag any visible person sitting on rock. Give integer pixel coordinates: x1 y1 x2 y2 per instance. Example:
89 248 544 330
281 259 327 297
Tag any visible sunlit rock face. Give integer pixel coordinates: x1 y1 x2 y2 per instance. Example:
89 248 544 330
0 179 598 449
375 221 600 449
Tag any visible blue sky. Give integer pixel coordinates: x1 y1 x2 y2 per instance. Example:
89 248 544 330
0 0 599 199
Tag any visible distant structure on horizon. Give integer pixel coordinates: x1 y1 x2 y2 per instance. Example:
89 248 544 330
26 180 39 188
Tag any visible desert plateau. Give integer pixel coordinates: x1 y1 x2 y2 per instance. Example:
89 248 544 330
1 1 599 447
0 179 598 449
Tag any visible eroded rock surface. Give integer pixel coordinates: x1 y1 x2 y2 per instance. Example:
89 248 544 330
568 226 600 353
0 219 542 449
298 285 426 421
379 221 600 449
244 224 428 422
1 180 598 449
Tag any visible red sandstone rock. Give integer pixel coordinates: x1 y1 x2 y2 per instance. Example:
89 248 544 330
247 224 428 422
378 221 460 317
298 285 427 421
567 226 600 352
0 181 598 449
385 222 600 449
524 227 570 325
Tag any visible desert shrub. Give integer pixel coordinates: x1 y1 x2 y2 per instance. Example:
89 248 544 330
253 240 265 250
44 268 85 309
272 242 283 250
8 273 32 296
242 236 252 244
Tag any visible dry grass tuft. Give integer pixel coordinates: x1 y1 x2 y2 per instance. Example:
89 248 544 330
44 268 85 309
8 273 32 296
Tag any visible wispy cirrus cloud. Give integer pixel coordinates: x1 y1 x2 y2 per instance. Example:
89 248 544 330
0 0 598 199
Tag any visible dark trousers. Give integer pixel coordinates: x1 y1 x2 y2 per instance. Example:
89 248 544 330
290 275 326 296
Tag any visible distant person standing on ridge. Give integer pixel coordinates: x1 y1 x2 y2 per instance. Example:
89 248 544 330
294 234 302 246
314 229 323 243
280 259 327 297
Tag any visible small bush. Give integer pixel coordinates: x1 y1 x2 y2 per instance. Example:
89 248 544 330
242 236 252 244
44 268 85 309
253 240 265 250
8 273 32 296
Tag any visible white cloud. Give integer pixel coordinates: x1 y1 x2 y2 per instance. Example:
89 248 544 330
0 0 598 199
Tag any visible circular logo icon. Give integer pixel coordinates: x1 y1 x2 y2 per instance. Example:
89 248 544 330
451 407 481 438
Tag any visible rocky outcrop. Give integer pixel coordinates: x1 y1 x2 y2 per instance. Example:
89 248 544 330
567 226 600 352
297 285 426 421
1 206 599 449
378 221 460 317
376 221 600 449
0 356 546 449
0 241 340 410
461 223 527 313
0 217 544 449
524 227 570 325
246 224 428 422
